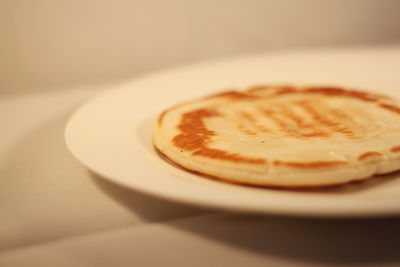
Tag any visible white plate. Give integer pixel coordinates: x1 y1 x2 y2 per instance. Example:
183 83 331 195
66 47 400 218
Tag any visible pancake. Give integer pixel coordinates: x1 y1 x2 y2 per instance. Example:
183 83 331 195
153 85 400 187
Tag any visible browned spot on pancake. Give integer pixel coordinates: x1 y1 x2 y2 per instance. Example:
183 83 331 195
391 146 400 153
193 148 265 164
297 101 338 127
247 85 272 92
173 108 266 164
272 86 390 103
240 111 256 123
302 87 383 102
260 106 328 138
273 160 350 168
248 85 295 93
275 86 297 94
279 105 306 127
208 87 394 113
173 109 217 150
236 124 257 135
296 100 356 138
358 151 383 160
380 103 400 114
238 111 271 134
259 108 288 128
296 131 327 137
243 130 257 136
209 90 258 100
282 106 329 137
329 108 356 124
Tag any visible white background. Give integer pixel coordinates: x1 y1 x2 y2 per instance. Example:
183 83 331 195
1 0 400 94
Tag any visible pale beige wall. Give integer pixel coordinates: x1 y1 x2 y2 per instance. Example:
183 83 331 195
1 0 400 93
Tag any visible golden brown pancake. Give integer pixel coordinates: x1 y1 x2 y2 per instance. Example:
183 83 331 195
153 85 400 187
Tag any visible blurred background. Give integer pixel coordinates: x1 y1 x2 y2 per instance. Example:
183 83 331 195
1 0 400 94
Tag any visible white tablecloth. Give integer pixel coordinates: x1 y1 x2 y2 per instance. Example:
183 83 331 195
1 87 400 267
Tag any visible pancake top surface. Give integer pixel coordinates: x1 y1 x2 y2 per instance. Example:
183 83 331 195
154 85 400 186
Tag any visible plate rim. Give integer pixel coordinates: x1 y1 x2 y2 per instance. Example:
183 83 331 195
65 47 400 218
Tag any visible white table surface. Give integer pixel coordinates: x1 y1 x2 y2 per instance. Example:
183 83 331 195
1 86 400 267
